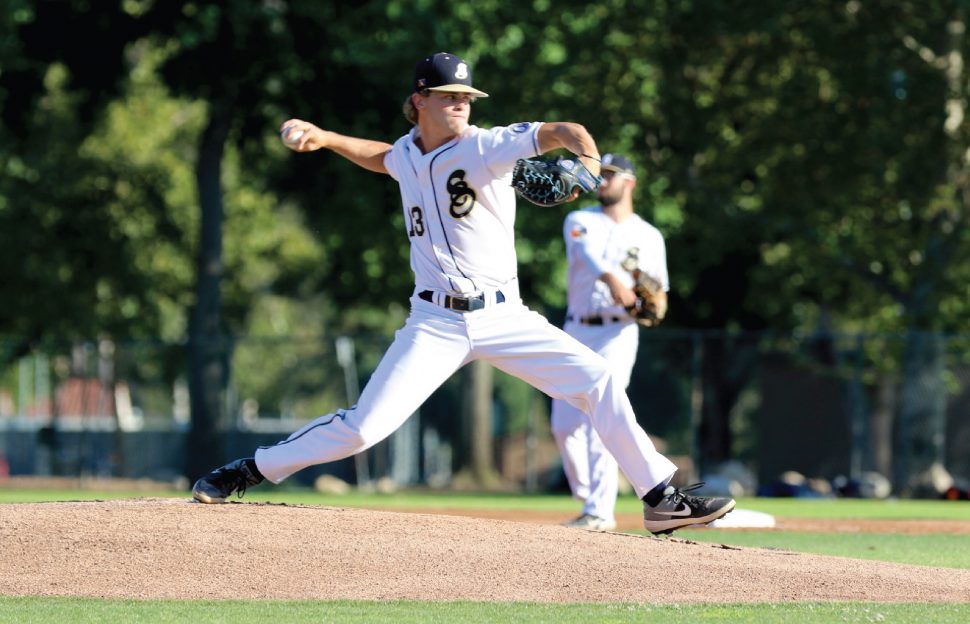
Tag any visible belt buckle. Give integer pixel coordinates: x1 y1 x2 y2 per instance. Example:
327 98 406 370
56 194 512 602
448 295 484 312
451 295 484 312
440 291 498 312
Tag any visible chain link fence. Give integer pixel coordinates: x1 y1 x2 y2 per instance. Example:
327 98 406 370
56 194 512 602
1 329 967 496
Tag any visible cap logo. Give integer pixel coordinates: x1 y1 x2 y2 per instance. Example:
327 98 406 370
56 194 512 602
454 63 468 80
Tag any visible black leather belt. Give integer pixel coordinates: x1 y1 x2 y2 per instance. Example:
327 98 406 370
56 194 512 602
567 314 624 326
419 290 505 312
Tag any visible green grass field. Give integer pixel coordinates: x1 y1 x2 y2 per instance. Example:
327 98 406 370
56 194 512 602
0 597 968 624
1 488 968 623
5 487 967 519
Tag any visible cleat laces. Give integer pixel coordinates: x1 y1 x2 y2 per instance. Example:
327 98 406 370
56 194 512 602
212 465 253 499
665 482 704 507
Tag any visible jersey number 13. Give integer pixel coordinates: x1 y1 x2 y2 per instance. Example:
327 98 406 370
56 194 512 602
407 206 425 237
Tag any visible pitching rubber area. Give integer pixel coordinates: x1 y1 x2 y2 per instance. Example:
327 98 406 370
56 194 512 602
1 498 968 602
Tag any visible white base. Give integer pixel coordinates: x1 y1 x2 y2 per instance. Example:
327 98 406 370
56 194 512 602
705 508 776 529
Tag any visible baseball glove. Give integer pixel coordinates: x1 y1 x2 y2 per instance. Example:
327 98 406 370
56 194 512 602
511 157 602 207
627 270 667 327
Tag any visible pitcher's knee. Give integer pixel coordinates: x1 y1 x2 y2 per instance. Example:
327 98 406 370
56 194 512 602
341 428 371 453
351 420 392 453
578 364 616 405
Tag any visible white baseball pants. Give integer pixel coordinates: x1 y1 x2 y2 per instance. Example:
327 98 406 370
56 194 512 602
255 290 677 497
550 320 640 521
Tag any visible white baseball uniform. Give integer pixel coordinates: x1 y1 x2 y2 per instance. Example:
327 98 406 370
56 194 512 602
253 122 677 498
551 206 669 523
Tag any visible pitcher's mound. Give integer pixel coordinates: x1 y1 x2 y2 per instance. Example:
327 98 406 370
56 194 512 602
1 498 968 603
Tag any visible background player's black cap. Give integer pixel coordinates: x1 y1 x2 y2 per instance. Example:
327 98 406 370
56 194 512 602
413 52 489 98
600 154 636 177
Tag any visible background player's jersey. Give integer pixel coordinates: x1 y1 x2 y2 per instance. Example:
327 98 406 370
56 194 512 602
384 122 542 294
563 207 668 319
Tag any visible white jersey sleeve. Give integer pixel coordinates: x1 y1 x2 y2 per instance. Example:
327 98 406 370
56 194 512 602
480 122 543 176
383 135 408 182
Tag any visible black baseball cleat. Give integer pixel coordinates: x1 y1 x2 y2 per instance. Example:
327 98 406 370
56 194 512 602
642 483 736 535
192 458 265 504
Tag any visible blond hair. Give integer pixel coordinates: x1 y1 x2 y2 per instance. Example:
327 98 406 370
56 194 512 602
403 94 419 125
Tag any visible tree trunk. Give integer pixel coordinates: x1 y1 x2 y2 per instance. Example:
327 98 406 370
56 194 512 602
465 359 499 487
870 371 896 479
894 330 948 496
697 335 733 470
844 336 870 479
186 107 232 482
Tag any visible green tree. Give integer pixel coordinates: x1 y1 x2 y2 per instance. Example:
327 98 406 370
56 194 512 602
7 0 967 491
621 1 969 488
0 1 155 352
0 2 328 477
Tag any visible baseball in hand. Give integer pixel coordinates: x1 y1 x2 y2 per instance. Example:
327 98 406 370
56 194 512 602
281 126 304 145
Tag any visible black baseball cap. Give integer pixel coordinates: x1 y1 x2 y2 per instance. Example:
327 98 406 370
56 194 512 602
601 154 636 177
413 52 489 98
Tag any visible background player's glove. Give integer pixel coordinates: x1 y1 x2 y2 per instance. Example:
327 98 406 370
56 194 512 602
627 270 667 327
511 157 602 207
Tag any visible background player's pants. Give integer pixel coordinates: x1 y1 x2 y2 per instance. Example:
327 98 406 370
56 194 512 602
255 290 677 496
550 320 639 522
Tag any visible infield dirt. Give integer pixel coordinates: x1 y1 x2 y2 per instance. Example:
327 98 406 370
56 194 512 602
1 497 969 603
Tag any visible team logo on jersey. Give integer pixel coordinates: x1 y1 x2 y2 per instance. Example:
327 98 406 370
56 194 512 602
511 122 530 134
455 63 469 80
569 224 587 239
447 169 477 218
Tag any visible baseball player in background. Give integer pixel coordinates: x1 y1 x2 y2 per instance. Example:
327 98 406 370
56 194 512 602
552 154 667 531
192 52 735 535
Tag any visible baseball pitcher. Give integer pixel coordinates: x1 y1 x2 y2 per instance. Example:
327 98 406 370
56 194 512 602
192 52 734 535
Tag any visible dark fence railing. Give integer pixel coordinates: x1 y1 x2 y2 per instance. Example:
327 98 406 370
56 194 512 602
1 329 968 497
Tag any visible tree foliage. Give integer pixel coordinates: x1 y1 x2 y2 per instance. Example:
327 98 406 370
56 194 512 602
4 0 970 484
